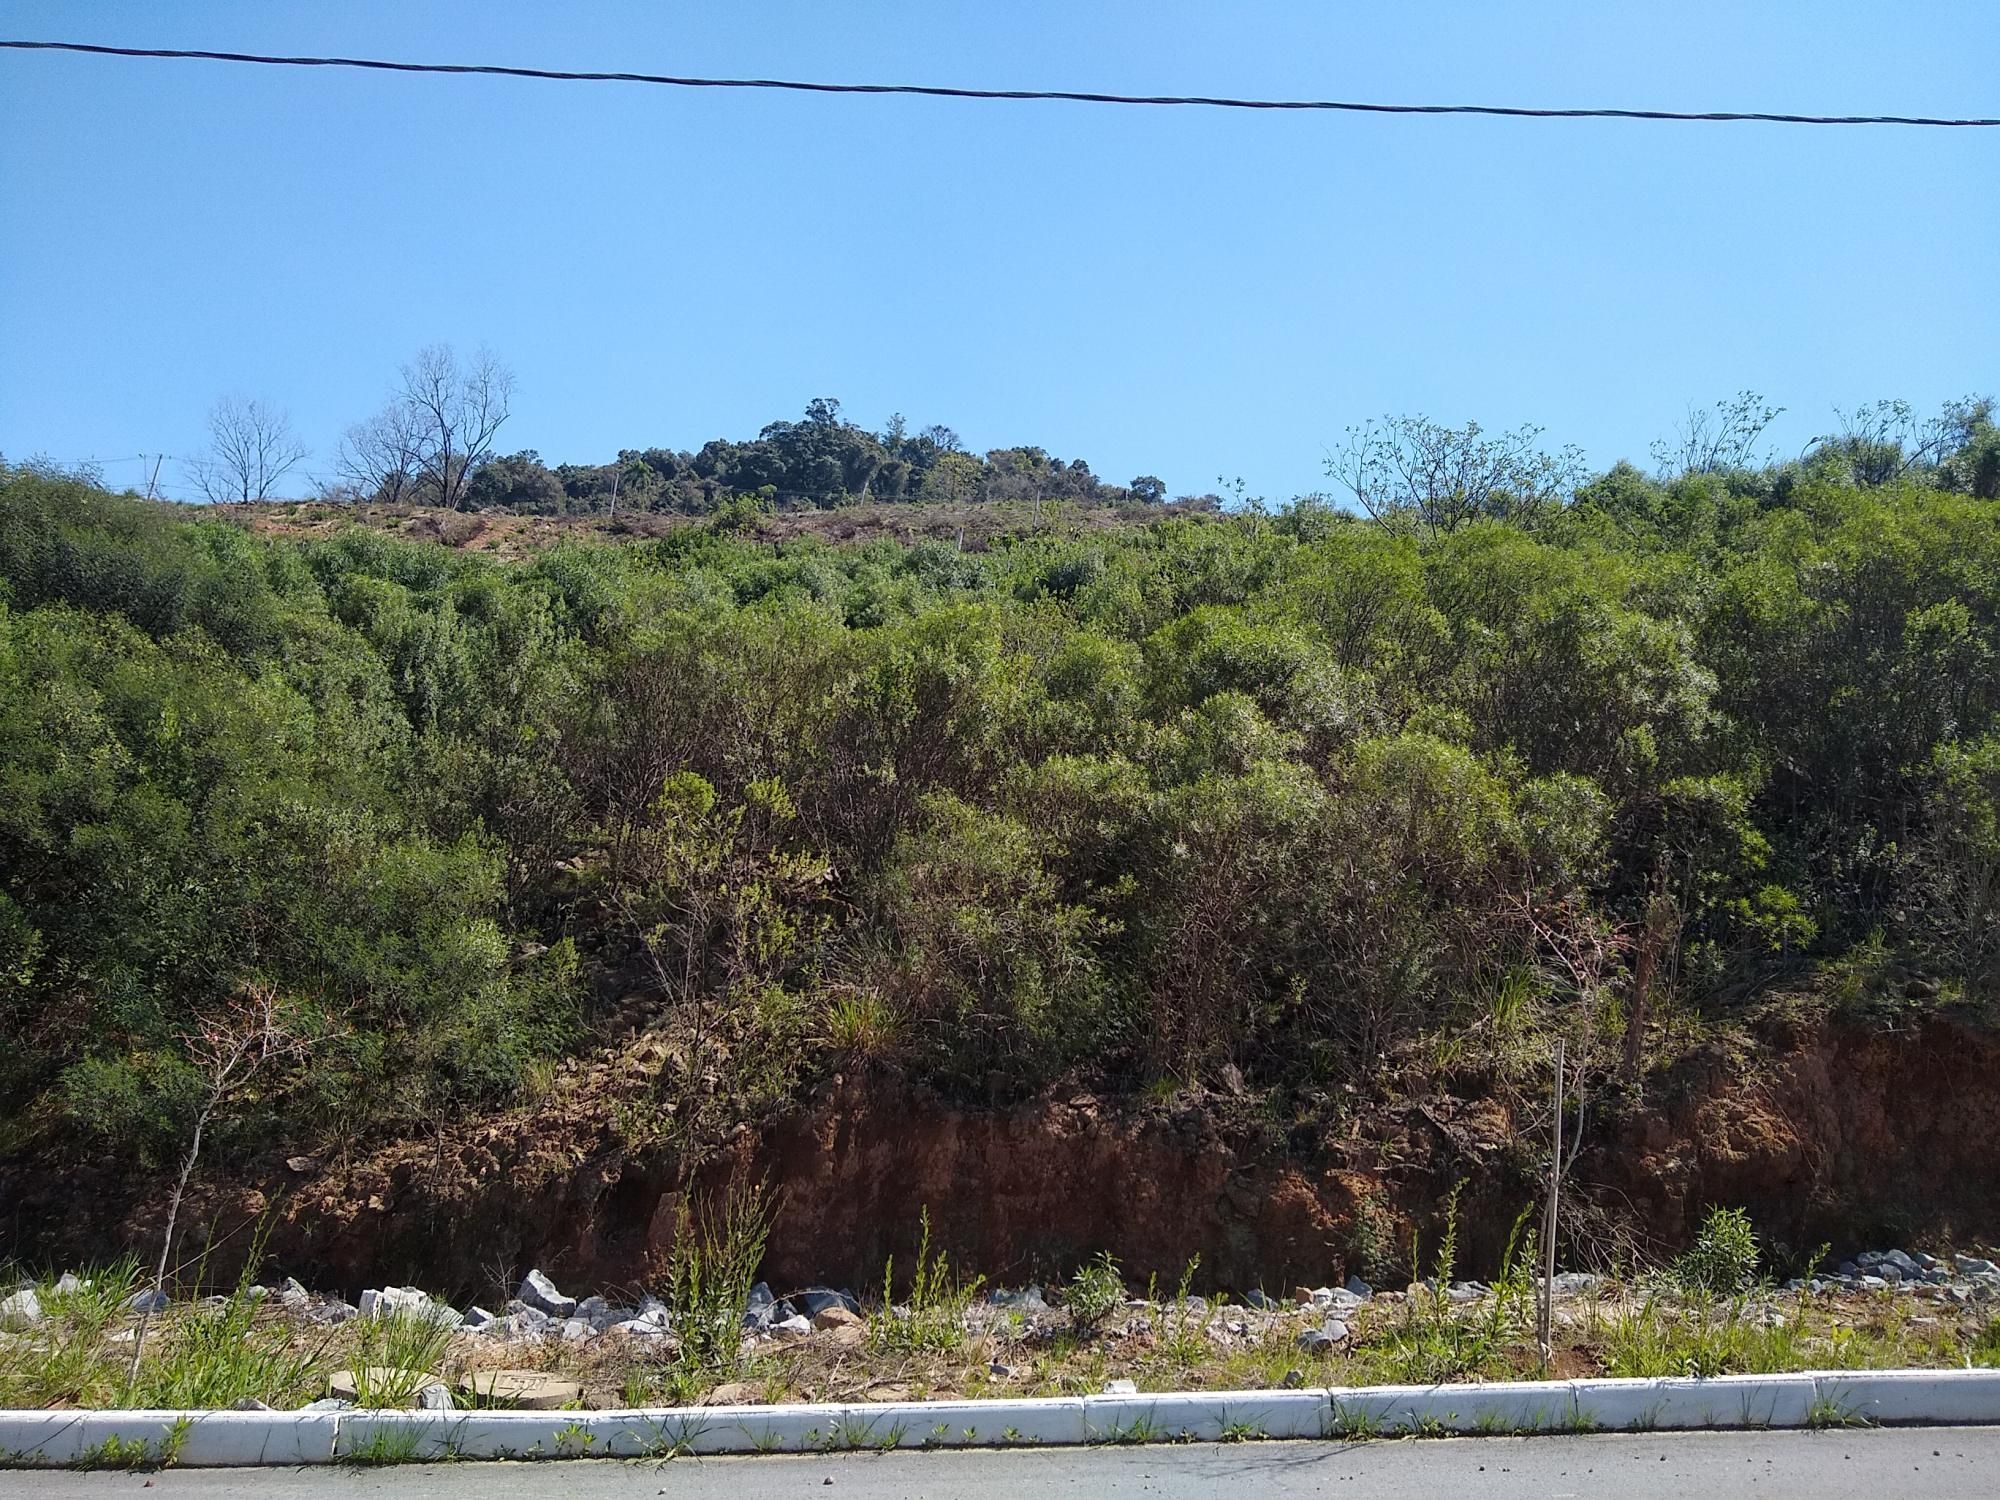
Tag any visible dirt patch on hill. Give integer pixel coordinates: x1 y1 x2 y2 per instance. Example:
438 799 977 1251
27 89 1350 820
227 496 1211 562
6 1018 1999 1298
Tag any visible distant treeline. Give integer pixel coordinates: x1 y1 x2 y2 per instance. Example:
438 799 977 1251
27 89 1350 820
461 400 1158 515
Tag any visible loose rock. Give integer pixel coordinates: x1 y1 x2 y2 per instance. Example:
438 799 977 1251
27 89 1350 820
0 1289 42 1330
610 1316 670 1338
493 1309 550 1339
518 1269 576 1319
358 1286 434 1320
575 1295 616 1329
1296 1318 1349 1353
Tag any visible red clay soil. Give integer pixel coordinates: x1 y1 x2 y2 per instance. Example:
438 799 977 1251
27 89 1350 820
6 1018 1999 1299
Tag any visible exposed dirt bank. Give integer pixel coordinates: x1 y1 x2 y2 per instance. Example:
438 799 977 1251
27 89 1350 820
5 1017 1997 1298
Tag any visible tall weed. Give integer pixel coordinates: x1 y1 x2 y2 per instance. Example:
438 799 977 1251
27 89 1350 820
869 1206 983 1354
667 1180 775 1374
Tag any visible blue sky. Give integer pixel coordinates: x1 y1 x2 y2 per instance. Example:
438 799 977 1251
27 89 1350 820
1 1 1993 504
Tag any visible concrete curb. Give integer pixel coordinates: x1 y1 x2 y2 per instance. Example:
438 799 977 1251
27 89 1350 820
4 1369 1999 1466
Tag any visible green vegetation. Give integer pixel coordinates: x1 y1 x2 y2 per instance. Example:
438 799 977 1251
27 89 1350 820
1067 1253 1128 1335
664 1183 775 1377
133 1282 328 1410
3 391 2000 1198
1675 1206 1763 1294
1150 1256 1208 1366
2 1248 1995 1434
870 1207 984 1354
348 1311 457 1407
449 396 1156 516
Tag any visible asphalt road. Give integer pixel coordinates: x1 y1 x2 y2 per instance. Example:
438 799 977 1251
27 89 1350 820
3 1428 1995 1498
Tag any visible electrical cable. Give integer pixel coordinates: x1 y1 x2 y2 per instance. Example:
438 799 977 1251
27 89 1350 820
2 39 1995 127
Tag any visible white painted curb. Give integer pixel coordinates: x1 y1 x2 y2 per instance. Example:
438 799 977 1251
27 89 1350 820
4 1369 1999 1465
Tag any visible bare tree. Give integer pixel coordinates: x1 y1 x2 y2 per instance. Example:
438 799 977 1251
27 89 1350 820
127 987 312 1384
1329 415 1583 537
1650 391 1783 478
399 344 515 509
335 401 426 504
188 396 308 503
1809 395 1995 489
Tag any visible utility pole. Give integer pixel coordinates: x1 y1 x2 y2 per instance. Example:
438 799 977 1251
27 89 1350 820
142 453 163 500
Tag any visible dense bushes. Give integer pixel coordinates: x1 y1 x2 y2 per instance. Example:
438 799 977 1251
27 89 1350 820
5 424 2000 1170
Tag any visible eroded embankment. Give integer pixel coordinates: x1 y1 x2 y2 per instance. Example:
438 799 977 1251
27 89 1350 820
5 1018 1998 1297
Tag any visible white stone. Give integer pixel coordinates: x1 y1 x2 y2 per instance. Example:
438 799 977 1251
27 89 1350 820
518 1269 576 1319
0 1289 41 1330
358 1286 433 1320
610 1317 670 1338
494 1309 551 1339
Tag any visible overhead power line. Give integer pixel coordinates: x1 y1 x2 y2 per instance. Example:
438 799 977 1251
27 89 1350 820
3 39 1996 128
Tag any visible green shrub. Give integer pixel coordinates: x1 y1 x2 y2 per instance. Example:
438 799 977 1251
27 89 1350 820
1675 1206 1761 1293
1066 1252 1126 1333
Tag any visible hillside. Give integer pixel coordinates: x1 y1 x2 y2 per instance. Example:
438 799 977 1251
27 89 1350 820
4 405 2000 1288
